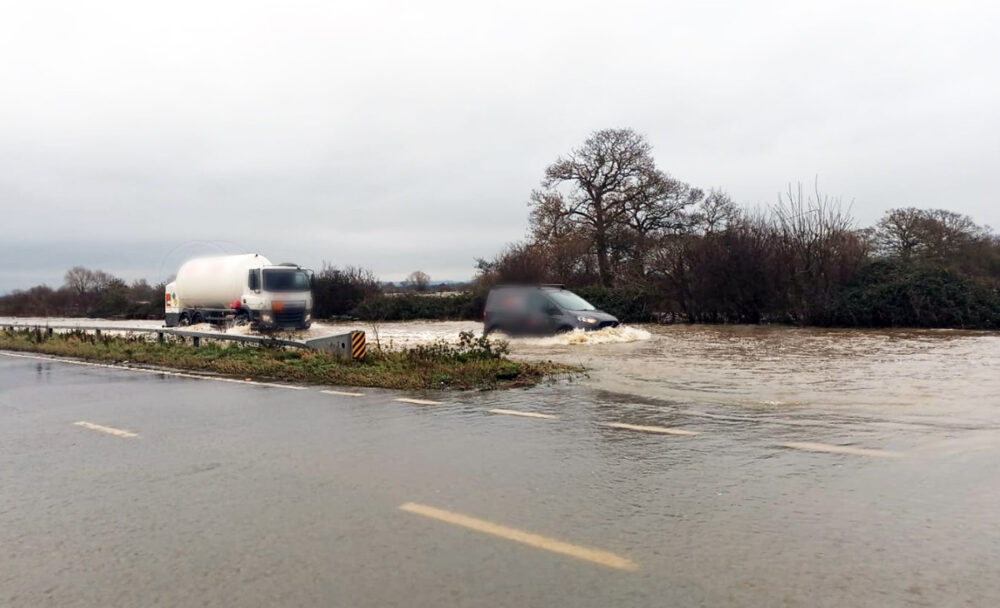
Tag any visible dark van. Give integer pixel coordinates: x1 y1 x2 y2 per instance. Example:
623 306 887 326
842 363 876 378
483 285 619 336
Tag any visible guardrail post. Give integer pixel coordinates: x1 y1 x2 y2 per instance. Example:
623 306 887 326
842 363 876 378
193 336 200 347
299 330 366 358
157 331 164 344
95 329 102 339
46 327 53 338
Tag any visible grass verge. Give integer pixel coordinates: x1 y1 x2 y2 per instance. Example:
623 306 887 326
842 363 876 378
0 329 577 390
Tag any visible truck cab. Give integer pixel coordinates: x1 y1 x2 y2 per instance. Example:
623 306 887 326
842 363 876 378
243 264 313 329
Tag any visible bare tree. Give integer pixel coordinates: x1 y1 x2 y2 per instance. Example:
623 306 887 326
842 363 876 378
529 128 696 286
772 180 867 321
64 266 98 297
875 207 987 261
874 207 924 258
693 189 740 234
405 270 431 292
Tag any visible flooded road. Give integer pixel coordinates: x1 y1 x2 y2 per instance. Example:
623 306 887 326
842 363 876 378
2 318 1000 605
5 317 1000 424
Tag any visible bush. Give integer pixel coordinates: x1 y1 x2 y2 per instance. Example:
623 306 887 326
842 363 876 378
573 286 660 323
820 260 1000 328
406 331 509 362
312 265 380 318
351 292 483 321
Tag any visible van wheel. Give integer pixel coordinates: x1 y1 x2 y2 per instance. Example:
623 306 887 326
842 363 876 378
556 325 574 333
484 324 497 335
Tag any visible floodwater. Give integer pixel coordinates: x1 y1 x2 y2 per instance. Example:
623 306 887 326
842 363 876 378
252 319 999 425
7 315 1000 441
331 319 1000 428
5 316 1000 424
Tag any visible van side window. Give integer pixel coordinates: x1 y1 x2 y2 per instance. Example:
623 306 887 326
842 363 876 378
248 269 260 291
528 293 550 312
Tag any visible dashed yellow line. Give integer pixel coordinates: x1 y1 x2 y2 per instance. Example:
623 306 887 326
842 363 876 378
489 408 558 420
399 502 638 571
73 421 139 439
780 441 903 458
396 398 442 406
602 422 699 436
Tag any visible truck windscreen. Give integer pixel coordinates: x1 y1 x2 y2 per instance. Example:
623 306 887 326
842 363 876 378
263 269 310 292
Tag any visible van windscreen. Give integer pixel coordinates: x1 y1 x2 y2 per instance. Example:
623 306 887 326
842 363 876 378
547 290 596 311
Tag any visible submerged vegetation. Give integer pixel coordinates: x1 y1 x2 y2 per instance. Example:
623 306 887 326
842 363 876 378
0 329 575 390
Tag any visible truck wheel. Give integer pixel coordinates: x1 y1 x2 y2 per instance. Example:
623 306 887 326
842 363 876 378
178 313 190 327
234 311 250 326
191 312 204 325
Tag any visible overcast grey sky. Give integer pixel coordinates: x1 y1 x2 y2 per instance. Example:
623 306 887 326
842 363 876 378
1 0 998 293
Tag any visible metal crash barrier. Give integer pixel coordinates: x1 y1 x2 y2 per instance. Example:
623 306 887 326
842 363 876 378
1 323 367 360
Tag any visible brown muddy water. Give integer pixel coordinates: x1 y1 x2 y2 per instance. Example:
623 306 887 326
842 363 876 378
282 320 1000 422
5 317 999 423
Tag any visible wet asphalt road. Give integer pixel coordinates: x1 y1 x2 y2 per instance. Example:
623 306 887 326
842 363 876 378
1 351 998 607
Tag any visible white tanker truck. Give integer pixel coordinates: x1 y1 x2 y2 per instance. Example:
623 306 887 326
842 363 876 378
164 254 314 330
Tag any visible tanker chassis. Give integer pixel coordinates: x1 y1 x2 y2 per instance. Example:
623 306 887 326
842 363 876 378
164 254 314 330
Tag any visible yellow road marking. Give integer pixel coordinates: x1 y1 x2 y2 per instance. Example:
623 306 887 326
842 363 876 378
780 441 903 458
602 422 699 436
399 502 638 571
321 389 365 397
396 398 442 406
73 421 139 439
489 408 558 420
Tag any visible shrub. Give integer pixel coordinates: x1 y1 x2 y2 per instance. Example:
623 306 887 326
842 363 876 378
351 292 483 321
313 265 380 318
406 331 509 362
821 260 1000 328
573 286 660 323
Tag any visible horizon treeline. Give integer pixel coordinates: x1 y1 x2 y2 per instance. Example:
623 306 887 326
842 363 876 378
475 129 1000 328
3 193 997 328
0 267 165 319
2 128 999 328
0 262 473 321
